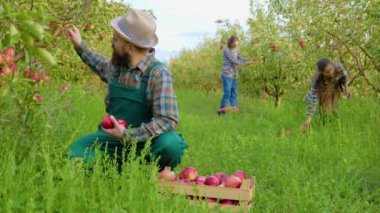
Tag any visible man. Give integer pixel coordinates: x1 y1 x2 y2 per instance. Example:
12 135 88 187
300 58 351 130
67 8 188 170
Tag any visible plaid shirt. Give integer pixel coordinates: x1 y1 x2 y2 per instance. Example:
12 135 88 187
305 63 348 115
221 46 246 78
75 42 179 142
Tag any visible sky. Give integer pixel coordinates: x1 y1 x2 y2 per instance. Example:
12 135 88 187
123 0 259 62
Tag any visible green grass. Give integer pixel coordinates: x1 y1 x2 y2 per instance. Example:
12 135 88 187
0 83 379 212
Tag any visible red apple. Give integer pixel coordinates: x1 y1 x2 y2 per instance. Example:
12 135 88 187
0 55 4 65
225 175 242 188
30 73 41 83
233 170 246 181
23 69 31 78
58 85 68 92
102 115 114 129
270 43 280 52
159 169 176 181
33 95 44 102
2 66 11 76
299 39 306 48
195 176 206 185
180 178 192 184
43 75 49 81
207 197 217 203
219 199 237 205
179 167 198 181
214 172 228 183
117 119 128 128
205 175 221 186
4 48 15 58
85 23 94 30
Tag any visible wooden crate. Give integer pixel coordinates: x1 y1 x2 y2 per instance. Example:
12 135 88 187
158 167 256 212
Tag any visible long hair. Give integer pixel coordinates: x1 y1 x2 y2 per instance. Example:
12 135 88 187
314 60 343 114
227 36 239 49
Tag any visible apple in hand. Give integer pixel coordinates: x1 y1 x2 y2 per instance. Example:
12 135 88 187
117 119 128 128
102 115 114 129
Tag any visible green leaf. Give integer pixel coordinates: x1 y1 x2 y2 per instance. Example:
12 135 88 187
1 1 11 15
34 48 57 66
20 20 44 41
9 24 20 45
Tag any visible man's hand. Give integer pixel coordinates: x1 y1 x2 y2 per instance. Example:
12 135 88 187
68 26 82 48
342 85 351 99
102 115 126 139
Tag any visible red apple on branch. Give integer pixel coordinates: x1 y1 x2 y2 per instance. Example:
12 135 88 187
299 39 306 48
4 48 15 58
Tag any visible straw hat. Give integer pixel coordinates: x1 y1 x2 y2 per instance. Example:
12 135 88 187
110 8 158 48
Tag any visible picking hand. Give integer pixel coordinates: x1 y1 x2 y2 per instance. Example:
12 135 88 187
67 26 82 48
102 115 126 139
300 116 311 132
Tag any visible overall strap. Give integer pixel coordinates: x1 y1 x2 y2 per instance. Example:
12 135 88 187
141 61 164 84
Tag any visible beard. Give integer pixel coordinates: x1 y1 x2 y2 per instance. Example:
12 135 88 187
111 47 130 67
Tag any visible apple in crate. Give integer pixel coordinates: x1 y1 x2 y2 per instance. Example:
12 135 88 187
214 172 228 183
179 167 198 181
195 176 206 185
225 175 242 188
205 175 221 186
159 169 176 181
233 170 246 181
219 199 237 205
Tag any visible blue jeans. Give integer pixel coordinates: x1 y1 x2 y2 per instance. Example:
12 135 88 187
219 75 238 109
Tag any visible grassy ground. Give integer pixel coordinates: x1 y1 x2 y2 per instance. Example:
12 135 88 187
0 84 379 212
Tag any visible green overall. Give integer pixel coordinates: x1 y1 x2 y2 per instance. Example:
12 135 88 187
69 62 188 170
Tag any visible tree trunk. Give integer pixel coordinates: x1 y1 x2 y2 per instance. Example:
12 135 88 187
275 95 282 107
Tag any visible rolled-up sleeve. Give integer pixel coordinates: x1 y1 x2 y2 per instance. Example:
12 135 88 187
75 41 111 83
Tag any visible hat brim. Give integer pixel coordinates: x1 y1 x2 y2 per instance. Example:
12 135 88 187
110 17 158 49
